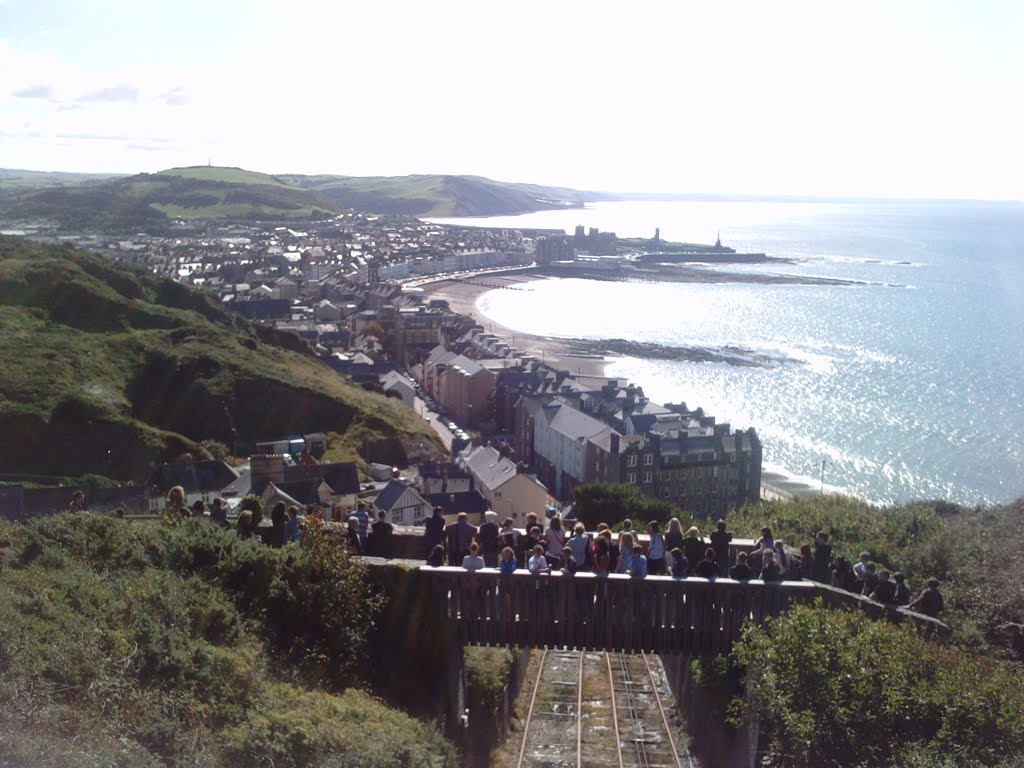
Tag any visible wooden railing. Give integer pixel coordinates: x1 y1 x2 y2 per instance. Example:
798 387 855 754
415 566 949 655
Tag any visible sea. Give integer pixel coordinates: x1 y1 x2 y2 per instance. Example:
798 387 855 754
430 199 1024 507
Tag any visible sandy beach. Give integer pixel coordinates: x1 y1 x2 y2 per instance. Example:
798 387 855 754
421 271 823 501
422 272 612 377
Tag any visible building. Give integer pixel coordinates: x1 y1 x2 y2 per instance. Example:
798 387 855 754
372 479 433 525
458 444 555 527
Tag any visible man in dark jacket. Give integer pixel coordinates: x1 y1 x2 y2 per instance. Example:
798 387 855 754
369 510 394 556
870 569 898 605
424 506 446 558
445 512 478 565
812 531 833 583
907 579 944 618
694 548 719 579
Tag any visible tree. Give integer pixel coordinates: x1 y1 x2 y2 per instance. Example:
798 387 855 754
571 483 686 529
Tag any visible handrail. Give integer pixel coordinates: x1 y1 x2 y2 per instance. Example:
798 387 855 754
407 565 948 654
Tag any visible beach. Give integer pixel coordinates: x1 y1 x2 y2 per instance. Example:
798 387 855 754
422 272 612 377
421 272 822 500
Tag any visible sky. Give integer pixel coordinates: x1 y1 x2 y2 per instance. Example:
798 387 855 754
1 0 1022 199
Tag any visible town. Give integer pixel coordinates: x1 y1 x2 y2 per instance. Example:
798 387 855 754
3 211 762 525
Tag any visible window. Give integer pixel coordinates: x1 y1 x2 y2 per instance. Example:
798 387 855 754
627 472 637 484
627 455 637 467
643 471 653 483
643 453 653 466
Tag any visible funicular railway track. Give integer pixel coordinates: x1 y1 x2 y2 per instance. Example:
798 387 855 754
515 649 693 768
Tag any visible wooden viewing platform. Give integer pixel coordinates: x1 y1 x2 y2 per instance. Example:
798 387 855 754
413 566 949 655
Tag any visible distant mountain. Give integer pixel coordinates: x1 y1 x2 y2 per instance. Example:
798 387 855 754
0 168 125 194
0 165 605 231
278 173 605 217
0 236 440 480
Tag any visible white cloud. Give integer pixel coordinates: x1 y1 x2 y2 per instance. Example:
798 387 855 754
0 1 1021 199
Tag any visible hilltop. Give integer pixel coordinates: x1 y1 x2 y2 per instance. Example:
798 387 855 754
0 165 601 232
0 236 440 480
279 172 602 217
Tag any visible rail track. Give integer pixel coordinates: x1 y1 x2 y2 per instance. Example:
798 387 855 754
514 650 694 768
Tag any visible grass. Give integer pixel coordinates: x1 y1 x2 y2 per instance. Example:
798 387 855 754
0 237 441 478
0 514 458 767
726 494 1024 660
156 166 295 187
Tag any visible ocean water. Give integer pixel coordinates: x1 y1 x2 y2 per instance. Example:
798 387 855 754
433 200 1024 506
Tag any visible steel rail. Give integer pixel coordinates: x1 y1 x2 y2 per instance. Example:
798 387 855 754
577 650 585 768
515 648 550 768
605 652 626 768
639 652 685 768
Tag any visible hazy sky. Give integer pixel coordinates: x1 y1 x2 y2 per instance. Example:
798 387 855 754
1 0 1022 199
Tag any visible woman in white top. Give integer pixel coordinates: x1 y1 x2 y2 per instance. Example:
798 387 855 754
462 541 486 572
545 515 565 567
528 544 550 575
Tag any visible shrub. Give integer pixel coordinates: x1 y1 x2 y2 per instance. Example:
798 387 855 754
731 603 1024 767
572 483 690 529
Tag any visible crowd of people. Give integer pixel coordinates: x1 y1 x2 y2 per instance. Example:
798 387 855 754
421 508 945 619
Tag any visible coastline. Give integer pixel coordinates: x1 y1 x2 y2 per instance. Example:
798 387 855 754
422 273 612 377
421 273 826 501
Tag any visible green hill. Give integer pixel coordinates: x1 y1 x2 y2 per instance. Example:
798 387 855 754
279 172 600 216
0 165 604 229
0 166 340 233
0 236 440 480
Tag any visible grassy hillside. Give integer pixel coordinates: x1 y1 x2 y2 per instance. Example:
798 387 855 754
0 165 600 227
0 514 458 767
726 494 1024 661
0 167 340 232
279 173 598 216
0 168 125 194
0 236 440 480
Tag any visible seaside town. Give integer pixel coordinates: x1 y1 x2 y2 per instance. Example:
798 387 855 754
4 212 763 524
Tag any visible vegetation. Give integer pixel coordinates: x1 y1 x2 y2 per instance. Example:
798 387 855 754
730 604 1024 767
465 647 516 715
0 167 342 232
0 164 600 228
276 173 597 217
0 513 456 767
725 495 1024 660
0 236 441 479
572 482 692 529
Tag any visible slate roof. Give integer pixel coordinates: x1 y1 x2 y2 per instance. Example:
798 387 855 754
373 479 429 513
426 490 489 517
461 444 518 493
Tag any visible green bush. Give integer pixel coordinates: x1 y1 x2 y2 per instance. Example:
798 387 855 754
572 483 690 529
0 514 450 766
731 603 1024 767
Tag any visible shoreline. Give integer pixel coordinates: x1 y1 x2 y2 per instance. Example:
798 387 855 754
422 273 613 378
421 273 826 501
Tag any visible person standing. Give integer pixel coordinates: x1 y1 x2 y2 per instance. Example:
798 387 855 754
646 520 666 575
269 502 287 548
68 490 87 513
445 512 478 565
812 531 833 583
709 520 733 576
907 579 944 618
462 541 486 572
479 510 501 567
424 506 446 558
694 548 719 579
627 544 648 579
353 501 370 548
369 510 394 555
